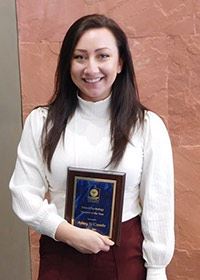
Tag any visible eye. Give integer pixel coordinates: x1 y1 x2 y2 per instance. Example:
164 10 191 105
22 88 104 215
73 54 86 62
73 55 83 59
98 54 110 60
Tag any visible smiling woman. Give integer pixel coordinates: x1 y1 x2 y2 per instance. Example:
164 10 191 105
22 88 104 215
9 14 174 280
70 28 122 102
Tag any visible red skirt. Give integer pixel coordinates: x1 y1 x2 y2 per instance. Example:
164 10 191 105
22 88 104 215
38 216 146 280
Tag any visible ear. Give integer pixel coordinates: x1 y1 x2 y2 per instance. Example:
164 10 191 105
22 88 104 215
117 58 123 73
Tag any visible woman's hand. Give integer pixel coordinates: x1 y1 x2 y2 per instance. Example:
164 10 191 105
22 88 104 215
55 221 114 254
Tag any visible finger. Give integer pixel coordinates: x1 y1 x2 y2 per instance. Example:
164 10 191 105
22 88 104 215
105 239 115 246
100 244 111 252
98 234 115 246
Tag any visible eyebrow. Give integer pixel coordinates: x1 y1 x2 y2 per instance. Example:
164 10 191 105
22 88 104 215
74 47 111 52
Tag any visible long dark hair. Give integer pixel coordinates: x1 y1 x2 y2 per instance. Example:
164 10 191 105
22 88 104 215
42 14 146 171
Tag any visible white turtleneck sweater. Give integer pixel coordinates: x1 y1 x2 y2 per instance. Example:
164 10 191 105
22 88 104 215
9 95 174 280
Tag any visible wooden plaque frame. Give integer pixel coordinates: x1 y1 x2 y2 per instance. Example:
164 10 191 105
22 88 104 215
65 167 126 246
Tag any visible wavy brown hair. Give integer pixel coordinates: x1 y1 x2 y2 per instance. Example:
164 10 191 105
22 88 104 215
42 14 146 171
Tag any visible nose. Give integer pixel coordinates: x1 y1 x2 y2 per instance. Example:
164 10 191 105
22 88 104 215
84 58 99 74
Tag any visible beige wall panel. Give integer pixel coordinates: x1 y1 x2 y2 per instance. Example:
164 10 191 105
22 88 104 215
0 1 31 279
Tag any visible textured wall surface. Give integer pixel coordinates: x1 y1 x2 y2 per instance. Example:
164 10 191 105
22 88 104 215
16 1 200 279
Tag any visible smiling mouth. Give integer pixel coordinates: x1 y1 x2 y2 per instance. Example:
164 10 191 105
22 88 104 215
83 77 104 83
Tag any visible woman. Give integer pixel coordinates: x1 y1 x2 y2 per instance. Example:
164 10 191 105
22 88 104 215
10 14 174 280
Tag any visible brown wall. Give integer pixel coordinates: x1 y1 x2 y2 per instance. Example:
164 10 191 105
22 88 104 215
16 1 200 279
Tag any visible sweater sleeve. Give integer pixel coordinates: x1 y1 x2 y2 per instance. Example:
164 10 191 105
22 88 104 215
9 108 65 239
139 111 175 280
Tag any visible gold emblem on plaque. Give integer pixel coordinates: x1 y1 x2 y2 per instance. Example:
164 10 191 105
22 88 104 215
88 187 100 202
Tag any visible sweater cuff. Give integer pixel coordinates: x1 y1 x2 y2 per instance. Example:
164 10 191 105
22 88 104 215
146 267 167 280
38 212 65 240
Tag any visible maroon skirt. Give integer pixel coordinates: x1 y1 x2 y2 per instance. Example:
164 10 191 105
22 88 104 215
38 216 146 280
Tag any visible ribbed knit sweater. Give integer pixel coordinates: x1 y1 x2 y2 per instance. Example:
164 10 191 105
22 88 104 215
10 95 174 280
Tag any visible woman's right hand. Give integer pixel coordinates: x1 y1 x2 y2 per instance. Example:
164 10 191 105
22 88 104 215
55 221 115 254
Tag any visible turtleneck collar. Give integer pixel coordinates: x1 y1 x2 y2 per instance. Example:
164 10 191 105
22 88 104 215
77 94 111 120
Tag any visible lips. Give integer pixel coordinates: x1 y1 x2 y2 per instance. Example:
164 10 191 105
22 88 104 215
83 77 104 83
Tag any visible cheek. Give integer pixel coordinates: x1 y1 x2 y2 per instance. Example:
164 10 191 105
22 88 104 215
70 67 81 87
106 63 121 79
70 63 77 77
70 62 83 76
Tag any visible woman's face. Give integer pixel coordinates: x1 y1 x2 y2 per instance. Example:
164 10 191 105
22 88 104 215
70 28 122 102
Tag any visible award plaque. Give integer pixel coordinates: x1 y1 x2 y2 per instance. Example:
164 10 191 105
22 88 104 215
65 167 126 246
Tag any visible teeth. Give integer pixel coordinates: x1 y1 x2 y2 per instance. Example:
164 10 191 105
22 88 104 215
84 77 102 83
